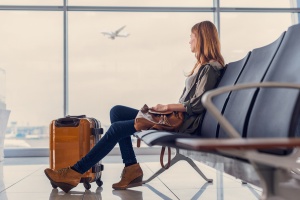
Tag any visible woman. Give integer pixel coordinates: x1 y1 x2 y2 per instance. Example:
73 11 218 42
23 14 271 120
44 20 225 193
152 21 225 134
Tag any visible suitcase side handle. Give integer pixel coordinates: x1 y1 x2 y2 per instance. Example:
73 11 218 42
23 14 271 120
55 118 80 127
92 128 103 135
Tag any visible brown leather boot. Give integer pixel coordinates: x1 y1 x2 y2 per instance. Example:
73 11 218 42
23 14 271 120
112 163 143 190
44 167 82 193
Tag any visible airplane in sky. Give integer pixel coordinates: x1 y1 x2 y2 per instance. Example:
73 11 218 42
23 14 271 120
101 26 130 40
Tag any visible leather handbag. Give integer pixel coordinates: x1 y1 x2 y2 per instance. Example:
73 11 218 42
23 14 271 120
134 104 184 132
134 104 184 169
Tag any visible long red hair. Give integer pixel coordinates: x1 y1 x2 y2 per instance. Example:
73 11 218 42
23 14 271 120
188 21 225 76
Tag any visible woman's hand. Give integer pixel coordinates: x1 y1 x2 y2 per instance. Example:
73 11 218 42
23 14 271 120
151 103 186 112
150 104 186 112
150 104 169 112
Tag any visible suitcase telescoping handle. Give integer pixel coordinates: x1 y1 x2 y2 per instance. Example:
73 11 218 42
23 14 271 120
66 115 86 118
55 117 81 127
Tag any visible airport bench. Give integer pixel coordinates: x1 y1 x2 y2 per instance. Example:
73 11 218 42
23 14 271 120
135 23 300 200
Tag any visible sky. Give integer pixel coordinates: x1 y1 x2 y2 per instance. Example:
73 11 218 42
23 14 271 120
0 1 296 128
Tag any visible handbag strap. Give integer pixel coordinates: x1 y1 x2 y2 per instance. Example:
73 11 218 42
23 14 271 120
137 138 141 148
136 137 170 168
160 146 171 169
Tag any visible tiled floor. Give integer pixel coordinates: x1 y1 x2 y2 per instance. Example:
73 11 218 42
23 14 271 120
0 155 261 200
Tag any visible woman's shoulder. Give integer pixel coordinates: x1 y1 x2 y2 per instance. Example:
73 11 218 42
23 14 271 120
197 61 225 79
202 60 223 72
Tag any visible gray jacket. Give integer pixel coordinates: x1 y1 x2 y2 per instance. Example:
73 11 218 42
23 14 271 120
179 61 224 134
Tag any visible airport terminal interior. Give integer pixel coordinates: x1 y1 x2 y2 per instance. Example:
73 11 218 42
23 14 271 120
0 1 300 199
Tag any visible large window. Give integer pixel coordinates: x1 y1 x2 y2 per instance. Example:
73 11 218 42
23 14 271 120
0 11 63 148
68 12 213 129
0 1 299 151
221 13 293 62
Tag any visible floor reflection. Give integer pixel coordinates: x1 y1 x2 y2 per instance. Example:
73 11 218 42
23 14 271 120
113 189 143 200
49 187 103 200
190 182 213 200
84 187 103 200
243 183 261 199
49 189 85 200
144 184 173 200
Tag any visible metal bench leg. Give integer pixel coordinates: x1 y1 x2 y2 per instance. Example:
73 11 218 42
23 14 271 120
142 148 213 184
183 153 213 183
252 162 300 200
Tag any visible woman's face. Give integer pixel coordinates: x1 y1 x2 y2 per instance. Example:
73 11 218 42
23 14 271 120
189 32 198 53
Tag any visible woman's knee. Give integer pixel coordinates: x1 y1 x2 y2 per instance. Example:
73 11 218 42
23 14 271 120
110 105 123 123
108 121 134 137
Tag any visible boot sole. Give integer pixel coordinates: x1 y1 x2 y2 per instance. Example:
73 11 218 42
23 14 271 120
44 170 75 193
113 175 143 190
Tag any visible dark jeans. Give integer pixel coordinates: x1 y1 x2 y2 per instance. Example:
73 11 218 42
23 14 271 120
72 105 138 174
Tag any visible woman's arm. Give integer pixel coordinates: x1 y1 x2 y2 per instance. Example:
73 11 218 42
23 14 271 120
151 103 186 112
182 64 221 115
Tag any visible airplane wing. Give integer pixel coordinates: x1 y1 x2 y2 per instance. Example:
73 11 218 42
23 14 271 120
101 32 112 36
115 26 126 34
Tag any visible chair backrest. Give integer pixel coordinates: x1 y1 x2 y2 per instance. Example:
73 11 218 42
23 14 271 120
218 32 285 138
247 24 300 142
199 53 250 138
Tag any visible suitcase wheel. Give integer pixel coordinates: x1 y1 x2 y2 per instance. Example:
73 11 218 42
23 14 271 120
83 182 91 190
51 182 58 189
96 178 103 187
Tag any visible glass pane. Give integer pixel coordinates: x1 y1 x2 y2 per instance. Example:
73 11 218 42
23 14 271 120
221 13 293 63
68 0 212 7
221 0 293 8
0 11 63 148
68 12 213 133
0 0 61 6
0 69 5 109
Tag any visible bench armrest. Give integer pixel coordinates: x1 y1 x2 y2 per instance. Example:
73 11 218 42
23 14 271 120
202 82 300 138
175 137 300 169
176 138 300 151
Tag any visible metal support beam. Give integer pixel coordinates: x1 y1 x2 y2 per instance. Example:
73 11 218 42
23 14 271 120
294 0 300 24
67 6 213 12
63 0 68 116
290 0 300 24
0 6 63 11
213 0 220 37
297 0 300 23
0 6 299 13
0 6 213 12
219 7 300 13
